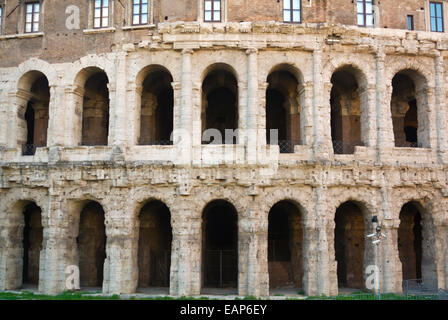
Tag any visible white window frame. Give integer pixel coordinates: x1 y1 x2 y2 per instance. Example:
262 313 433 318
87 0 114 30
357 0 374 27
283 0 301 24
198 0 227 23
24 1 41 33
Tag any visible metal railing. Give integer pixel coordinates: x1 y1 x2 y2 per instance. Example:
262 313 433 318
204 250 237 288
395 141 421 148
22 144 36 156
147 140 173 146
332 140 364 155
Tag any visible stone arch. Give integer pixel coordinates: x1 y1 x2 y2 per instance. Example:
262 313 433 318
0 199 44 290
73 67 110 146
396 199 439 288
201 63 239 145
326 194 378 292
266 64 303 153
390 68 430 148
75 200 107 289
137 199 172 290
135 65 174 145
267 199 304 291
201 199 239 292
329 64 368 154
14 70 51 153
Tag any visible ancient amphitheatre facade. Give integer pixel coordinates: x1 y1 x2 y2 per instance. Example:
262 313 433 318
0 0 447 297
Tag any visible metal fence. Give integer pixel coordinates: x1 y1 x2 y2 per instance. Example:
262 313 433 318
22 144 36 156
395 141 421 148
204 250 238 288
332 140 364 155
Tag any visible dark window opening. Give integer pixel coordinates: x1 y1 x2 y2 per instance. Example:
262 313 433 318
407 15 415 30
22 203 43 286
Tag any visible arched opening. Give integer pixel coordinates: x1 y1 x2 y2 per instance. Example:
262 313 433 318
81 69 110 146
268 201 303 293
398 202 423 282
266 67 301 153
330 67 363 154
22 202 43 288
334 201 365 290
391 70 427 148
202 65 238 145
77 201 106 289
138 66 174 145
201 200 238 293
137 200 172 292
18 72 50 155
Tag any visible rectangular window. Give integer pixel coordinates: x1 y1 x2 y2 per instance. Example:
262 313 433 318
357 0 374 27
407 15 414 30
430 2 444 32
0 6 3 34
283 0 301 23
204 0 221 22
132 0 148 25
25 2 40 33
94 0 109 28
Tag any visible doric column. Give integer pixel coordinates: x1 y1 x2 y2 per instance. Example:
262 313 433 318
170 206 201 296
379 187 402 293
246 48 258 165
416 86 436 149
312 49 332 159
47 84 66 147
126 83 143 145
238 206 269 297
109 51 128 146
375 49 395 158
434 54 447 162
175 49 194 165
39 197 77 295
63 85 84 146
300 82 314 146
359 84 378 147
7 90 32 149
305 186 336 296
102 201 138 294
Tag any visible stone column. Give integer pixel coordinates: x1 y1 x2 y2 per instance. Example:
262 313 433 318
126 83 143 145
434 55 448 162
379 187 402 293
109 52 129 146
359 84 377 147
175 49 194 165
102 202 137 294
39 198 77 295
306 186 335 296
0 204 25 290
47 84 66 147
7 90 32 149
246 48 258 165
170 207 201 296
238 206 269 297
257 82 268 146
375 49 395 159
416 86 436 149
64 85 84 146
300 82 314 146
312 49 332 159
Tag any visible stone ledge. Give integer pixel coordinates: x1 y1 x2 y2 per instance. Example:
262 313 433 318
0 32 44 41
83 27 116 35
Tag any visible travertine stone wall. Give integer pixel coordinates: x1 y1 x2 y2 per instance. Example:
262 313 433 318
0 22 447 297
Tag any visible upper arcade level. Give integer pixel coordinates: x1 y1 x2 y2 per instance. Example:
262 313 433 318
1 0 448 67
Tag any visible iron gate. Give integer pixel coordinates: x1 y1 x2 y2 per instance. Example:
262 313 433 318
204 250 237 288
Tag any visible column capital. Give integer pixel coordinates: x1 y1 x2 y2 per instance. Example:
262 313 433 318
181 48 194 55
245 47 258 55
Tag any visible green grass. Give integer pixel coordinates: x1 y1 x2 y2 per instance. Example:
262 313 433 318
305 292 439 300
